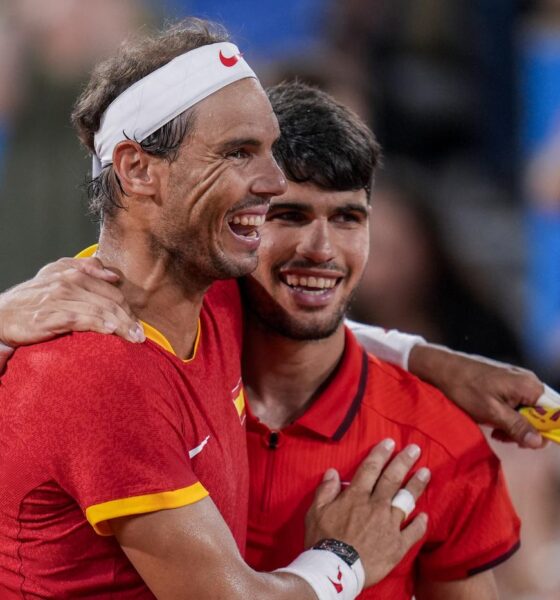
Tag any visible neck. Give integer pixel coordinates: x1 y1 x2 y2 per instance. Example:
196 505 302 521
97 223 209 359
242 317 346 430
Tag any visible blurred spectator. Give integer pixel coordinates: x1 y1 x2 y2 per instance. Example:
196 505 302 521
328 0 519 185
0 0 149 290
158 0 330 62
350 161 524 364
521 1 560 382
0 14 25 180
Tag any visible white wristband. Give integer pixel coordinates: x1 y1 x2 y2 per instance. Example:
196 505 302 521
275 549 365 600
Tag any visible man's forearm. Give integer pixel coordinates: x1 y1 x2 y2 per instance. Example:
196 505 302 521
348 321 546 448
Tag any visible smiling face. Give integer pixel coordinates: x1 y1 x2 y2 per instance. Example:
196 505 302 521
239 180 370 340
153 77 286 286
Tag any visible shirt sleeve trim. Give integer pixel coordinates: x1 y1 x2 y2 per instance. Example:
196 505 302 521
466 540 521 577
85 481 209 536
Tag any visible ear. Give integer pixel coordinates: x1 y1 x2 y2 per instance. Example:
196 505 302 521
112 140 165 197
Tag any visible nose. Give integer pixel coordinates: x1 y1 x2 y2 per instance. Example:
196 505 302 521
251 154 287 198
296 219 335 264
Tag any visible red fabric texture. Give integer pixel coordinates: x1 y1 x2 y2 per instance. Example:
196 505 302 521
0 280 248 599
246 328 520 599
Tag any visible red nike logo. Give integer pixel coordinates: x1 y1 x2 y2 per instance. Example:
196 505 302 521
328 566 344 594
219 50 239 67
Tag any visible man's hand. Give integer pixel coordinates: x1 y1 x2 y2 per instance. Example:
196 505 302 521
0 257 143 349
408 344 546 449
305 439 430 588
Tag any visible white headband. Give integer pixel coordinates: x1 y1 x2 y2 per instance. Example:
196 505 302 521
92 42 257 177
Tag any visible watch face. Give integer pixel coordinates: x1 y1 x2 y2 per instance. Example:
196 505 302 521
313 539 359 567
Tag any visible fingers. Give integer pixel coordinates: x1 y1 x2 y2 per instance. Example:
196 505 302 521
373 444 422 500
37 266 141 342
312 468 342 510
36 257 78 277
390 467 431 523
74 257 121 283
68 275 136 322
37 257 120 284
508 369 545 407
399 512 429 550
348 438 396 494
401 467 431 506
40 300 145 343
490 402 545 449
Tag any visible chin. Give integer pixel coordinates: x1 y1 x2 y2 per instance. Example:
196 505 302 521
262 311 344 341
213 254 259 280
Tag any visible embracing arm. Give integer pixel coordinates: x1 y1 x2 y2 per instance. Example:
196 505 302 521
415 571 498 600
0 261 546 448
0 256 143 372
113 442 429 600
113 497 317 600
347 320 546 448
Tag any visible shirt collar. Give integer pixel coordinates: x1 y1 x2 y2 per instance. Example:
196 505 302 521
295 327 369 441
246 328 369 441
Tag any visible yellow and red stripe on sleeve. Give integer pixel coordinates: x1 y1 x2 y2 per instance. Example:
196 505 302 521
85 481 208 536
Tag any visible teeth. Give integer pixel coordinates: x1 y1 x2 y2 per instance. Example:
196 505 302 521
230 214 266 226
284 275 338 289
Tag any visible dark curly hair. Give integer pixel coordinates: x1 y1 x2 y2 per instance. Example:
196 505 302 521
267 81 381 198
71 18 229 220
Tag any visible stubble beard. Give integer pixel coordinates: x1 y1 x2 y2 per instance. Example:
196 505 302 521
154 227 257 292
239 276 352 341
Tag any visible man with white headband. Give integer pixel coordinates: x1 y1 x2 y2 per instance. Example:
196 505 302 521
0 18 429 600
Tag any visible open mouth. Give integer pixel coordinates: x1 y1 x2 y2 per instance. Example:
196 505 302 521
227 213 266 240
280 273 342 296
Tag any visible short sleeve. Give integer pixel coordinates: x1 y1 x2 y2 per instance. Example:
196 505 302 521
418 445 520 580
38 335 208 536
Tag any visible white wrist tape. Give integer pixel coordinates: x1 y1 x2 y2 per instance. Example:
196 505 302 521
275 549 365 600
93 42 257 176
537 384 560 409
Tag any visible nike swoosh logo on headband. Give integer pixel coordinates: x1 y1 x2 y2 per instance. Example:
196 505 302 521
219 50 239 67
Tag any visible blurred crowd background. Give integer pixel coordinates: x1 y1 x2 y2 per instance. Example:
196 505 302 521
1 0 560 597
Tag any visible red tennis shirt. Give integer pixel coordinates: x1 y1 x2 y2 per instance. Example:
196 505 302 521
246 328 520 598
0 278 248 598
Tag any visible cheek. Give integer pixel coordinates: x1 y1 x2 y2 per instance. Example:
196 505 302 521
340 230 370 275
173 162 236 220
260 224 298 253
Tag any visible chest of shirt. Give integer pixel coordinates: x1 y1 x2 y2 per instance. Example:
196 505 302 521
244 417 432 597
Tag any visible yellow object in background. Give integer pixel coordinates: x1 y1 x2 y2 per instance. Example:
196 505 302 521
519 385 560 444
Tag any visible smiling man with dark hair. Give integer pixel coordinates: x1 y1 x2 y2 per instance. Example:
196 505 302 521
239 81 520 599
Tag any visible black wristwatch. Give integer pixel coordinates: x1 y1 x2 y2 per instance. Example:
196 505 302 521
312 538 360 567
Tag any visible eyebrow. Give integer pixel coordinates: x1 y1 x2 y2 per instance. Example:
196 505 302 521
269 202 313 211
217 137 263 153
334 203 369 217
269 202 369 217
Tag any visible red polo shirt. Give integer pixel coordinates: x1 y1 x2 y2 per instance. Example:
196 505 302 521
246 328 520 598
0 278 248 599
